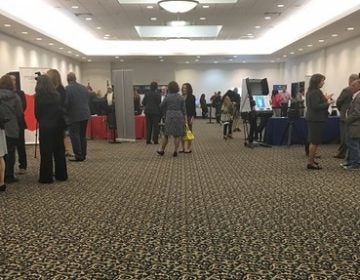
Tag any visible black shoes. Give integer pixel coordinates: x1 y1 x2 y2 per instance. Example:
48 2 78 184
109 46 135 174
173 152 178 157
0 184 6 192
307 164 322 170
69 158 85 162
333 155 345 159
157 150 165 156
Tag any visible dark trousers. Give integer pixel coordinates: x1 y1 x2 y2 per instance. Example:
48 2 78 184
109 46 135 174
145 114 160 143
337 120 347 157
39 126 67 183
4 137 18 180
69 120 88 160
223 120 233 136
17 128 27 169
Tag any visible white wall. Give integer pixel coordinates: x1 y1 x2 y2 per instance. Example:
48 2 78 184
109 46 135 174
0 32 81 88
282 35 360 99
81 62 112 96
109 62 281 100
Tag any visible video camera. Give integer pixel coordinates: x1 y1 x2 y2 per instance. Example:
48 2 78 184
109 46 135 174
34 71 41 81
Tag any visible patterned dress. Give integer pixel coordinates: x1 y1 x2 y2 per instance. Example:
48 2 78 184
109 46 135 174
160 92 186 137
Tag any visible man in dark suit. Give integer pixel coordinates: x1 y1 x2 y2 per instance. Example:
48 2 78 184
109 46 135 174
343 79 360 169
65 73 90 162
334 73 359 159
142 82 161 144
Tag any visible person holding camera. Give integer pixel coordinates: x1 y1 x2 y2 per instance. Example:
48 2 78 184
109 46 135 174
35 74 68 183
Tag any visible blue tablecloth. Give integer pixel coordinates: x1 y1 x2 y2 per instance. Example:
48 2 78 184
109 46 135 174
264 116 340 145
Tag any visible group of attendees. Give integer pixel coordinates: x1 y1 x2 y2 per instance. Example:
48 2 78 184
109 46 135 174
305 73 360 170
141 81 196 157
0 70 90 192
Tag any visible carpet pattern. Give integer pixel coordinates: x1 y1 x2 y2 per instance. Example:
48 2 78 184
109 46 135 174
0 119 359 279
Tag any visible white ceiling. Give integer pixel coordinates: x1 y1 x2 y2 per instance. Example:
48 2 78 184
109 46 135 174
0 0 359 64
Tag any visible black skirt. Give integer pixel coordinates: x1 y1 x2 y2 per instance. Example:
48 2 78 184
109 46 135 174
307 121 325 145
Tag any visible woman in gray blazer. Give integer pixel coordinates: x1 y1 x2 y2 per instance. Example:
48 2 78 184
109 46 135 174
305 73 334 169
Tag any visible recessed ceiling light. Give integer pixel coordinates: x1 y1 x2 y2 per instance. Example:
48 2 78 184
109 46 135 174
115 56 119 59
150 17 157 21
35 37 42 41
229 58 233 62
75 54 79 57
59 47 64 50
185 61 190 64
199 17 206 21
167 20 189 27
331 33 338 37
104 37 109 40
242 60 246 63
4 24 11 27
283 54 287 58
255 26 261 29
104 34 110 37
247 33 253 36
48 42 54 46
214 61 218 64
195 59 199 62
307 44 313 47
264 16 271 20
202 5 210 8
85 17 92 21
71 5 79 9
318 39 325 43
146 5 154 9
298 48 303 51
271 60 275 63
67 50 72 53
196 55 200 58
160 59 164 62
21 31 28 34
96 26 102 30
277 4 285 8
233 55 237 58
120 59 124 62
290 51 295 54
347 27 355 31
87 59 92 62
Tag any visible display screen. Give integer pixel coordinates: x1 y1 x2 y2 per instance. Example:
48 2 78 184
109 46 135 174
246 78 269 96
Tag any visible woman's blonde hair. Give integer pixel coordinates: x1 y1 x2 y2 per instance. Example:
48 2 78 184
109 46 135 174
46 69 63 88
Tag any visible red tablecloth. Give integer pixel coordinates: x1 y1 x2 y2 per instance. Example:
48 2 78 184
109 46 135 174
86 115 146 140
134 115 145 139
86 115 108 140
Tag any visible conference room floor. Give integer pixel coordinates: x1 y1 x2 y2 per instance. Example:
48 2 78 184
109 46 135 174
0 119 359 279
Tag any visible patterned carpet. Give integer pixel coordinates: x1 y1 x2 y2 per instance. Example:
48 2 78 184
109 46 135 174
0 119 359 279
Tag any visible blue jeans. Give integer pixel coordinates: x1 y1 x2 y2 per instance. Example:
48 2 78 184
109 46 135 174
346 134 360 166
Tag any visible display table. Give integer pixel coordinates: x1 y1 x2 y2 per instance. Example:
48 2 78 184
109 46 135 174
86 115 108 140
134 115 145 139
264 116 340 145
86 115 146 140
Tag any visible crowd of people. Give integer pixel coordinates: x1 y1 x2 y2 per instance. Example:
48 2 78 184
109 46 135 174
1 72 360 193
0 70 91 192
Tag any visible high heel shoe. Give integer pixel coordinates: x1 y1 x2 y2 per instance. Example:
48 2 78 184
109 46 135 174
173 151 178 157
157 150 165 156
0 184 6 192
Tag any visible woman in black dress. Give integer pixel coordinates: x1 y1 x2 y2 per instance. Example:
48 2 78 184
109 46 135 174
305 73 334 170
35 75 67 183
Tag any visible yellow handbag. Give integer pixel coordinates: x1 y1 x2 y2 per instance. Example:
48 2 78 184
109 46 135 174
183 124 195 141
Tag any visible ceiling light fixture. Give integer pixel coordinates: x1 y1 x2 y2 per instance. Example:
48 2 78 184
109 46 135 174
158 0 198 13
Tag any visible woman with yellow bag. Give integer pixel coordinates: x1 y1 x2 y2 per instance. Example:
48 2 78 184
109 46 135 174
180 83 196 153
157 81 186 157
